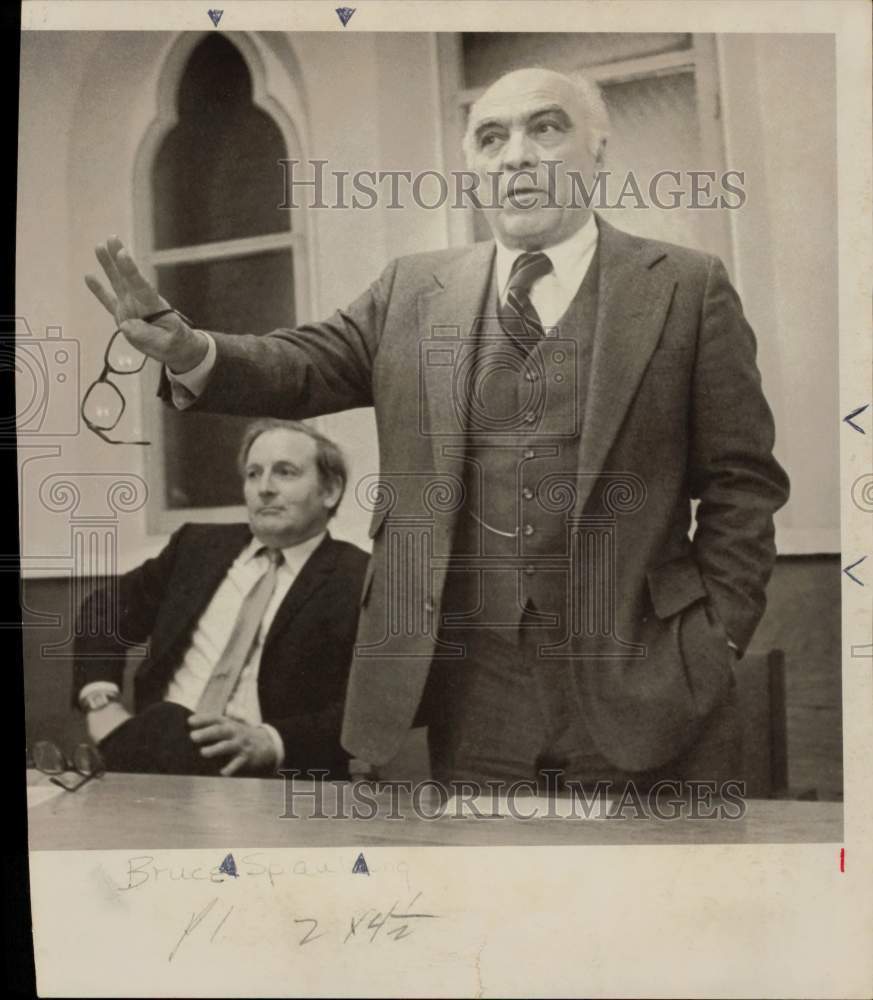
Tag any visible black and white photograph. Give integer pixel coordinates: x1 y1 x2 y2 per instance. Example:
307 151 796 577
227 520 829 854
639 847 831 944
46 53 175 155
14 1 871 996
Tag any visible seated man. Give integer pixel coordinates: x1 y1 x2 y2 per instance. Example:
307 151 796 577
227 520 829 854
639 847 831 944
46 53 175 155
72 419 369 778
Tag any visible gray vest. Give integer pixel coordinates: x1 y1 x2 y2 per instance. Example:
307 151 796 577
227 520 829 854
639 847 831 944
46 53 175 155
442 248 601 640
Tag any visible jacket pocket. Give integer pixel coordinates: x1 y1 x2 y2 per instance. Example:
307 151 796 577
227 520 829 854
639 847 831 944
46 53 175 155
678 599 735 710
646 555 708 619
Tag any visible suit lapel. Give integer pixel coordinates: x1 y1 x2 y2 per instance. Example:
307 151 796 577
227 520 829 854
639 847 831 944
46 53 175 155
262 534 337 652
153 524 252 658
417 241 496 494
572 215 676 516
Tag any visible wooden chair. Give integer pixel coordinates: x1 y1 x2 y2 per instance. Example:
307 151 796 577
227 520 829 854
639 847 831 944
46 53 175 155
733 649 789 798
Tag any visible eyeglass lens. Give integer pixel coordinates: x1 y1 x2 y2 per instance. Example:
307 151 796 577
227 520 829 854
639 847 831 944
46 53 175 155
72 744 105 777
32 741 104 778
32 741 65 775
106 330 147 374
82 380 125 430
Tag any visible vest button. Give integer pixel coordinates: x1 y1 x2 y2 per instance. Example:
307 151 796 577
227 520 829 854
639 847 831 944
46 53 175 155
522 487 534 500
523 524 535 536
523 411 536 424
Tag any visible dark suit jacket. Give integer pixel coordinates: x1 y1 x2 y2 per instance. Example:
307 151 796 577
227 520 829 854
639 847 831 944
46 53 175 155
159 215 790 771
72 526 369 775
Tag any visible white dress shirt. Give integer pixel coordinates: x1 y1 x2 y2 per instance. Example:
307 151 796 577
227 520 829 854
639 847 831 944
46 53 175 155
80 531 326 766
494 212 599 329
167 329 216 406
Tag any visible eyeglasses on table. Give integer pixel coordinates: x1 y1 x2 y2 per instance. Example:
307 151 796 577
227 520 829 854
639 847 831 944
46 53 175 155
28 740 106 792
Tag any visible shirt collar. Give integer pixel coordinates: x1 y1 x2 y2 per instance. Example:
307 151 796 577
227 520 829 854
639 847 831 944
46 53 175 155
495 212 599 299
241 530 327 577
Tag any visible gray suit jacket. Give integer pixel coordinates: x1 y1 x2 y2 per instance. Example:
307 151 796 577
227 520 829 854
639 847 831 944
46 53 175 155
160 216 790 770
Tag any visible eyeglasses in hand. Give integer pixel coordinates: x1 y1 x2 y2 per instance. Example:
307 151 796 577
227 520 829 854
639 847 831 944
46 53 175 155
81 307 188 446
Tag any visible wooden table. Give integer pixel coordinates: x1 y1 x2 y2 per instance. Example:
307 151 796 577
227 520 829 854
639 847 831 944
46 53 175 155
26 771 842 849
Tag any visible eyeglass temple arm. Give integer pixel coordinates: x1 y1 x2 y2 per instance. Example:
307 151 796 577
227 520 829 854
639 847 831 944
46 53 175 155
142 307 193 325
49 771 98 793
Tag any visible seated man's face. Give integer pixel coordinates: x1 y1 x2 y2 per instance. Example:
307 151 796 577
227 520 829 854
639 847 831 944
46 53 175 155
243 429 339 547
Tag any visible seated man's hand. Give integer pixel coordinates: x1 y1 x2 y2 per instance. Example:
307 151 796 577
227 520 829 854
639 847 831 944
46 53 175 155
86 701 133 744
85 236 209 374
187 714 277 776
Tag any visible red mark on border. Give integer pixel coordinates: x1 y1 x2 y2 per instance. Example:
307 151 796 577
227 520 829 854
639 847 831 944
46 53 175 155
839 847 845 872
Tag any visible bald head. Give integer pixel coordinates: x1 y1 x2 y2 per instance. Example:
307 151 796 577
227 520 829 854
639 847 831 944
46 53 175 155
463 67 609 164
462 66 610 250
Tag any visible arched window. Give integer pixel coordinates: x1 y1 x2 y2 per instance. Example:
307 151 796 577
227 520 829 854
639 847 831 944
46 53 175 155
142 34 306 527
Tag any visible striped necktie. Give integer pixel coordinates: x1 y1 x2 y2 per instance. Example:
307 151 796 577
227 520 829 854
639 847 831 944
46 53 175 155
498 251 554 354
196 547 284 717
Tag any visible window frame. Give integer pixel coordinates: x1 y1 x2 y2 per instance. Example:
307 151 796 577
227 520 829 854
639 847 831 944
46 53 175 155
132 32 313 536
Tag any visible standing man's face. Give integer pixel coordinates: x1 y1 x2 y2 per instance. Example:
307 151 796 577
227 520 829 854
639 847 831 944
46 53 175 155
465 69 601 250
243 429 340 548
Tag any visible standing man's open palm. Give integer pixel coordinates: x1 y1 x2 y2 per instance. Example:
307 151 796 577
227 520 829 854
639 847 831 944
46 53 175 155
85 236 208 373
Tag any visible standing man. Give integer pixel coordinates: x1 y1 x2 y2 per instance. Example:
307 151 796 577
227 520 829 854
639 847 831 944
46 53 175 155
85 67 789 788
73 420 368 777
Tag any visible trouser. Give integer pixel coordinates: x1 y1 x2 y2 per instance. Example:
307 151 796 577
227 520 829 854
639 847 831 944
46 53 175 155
97 701 225 776
424 616 740 790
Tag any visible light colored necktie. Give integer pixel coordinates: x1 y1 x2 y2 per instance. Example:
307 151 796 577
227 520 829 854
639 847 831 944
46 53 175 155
498 251 554 354
196 547 284 717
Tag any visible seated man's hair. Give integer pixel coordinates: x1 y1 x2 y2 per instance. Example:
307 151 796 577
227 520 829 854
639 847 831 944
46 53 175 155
237 419 349 518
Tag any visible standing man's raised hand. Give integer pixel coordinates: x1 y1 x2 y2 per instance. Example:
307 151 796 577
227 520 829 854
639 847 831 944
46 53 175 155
84 236 209 373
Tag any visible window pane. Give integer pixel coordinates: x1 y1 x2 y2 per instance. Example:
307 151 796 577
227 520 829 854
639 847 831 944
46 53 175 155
155 248 296 509
152 35 291 249
597 72 710 250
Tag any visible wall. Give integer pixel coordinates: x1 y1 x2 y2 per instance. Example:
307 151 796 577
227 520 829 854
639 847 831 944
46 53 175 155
16 30 447 577
718 34 839 554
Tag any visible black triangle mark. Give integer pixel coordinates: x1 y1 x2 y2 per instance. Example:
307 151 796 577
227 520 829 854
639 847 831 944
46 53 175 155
351 851 370 875
336 7 356 27
207 9 224 27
